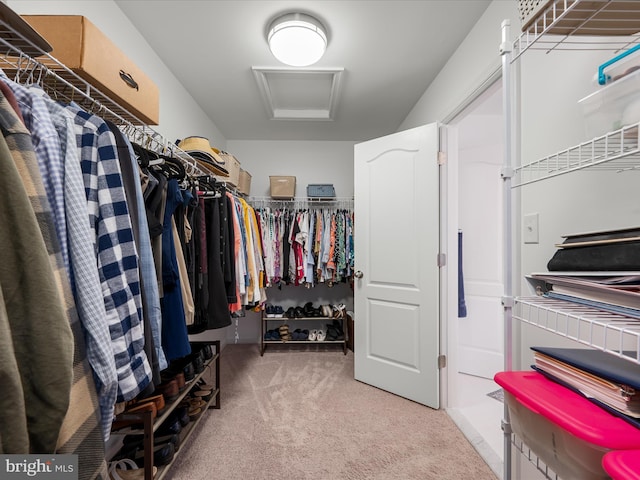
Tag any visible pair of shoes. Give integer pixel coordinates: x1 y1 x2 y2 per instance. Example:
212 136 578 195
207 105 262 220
132 442 175 468
279 324 291 341
111 397 159 431
291 329 308 340
303 302 323 317
264 329 279 340
332 304 346 319
108 459 157 480
321 305 333 318
188 398 206 420
307 329 326 341
115 439 175 468
266 304 286 318
123 432 181 453
326 320 345 341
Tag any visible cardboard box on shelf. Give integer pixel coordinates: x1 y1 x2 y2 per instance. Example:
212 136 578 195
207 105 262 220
269 176 296 199
23 15 160 125
238 169 252 195
216 151 240 187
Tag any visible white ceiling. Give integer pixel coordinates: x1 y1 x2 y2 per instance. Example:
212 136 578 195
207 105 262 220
114 0 492 142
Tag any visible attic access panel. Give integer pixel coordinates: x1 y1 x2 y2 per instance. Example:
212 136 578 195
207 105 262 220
252 67 343 121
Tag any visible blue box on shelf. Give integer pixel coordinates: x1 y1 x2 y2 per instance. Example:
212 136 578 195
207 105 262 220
307 184 335 198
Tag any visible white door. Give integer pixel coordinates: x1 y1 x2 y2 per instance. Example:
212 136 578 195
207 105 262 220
354 123 440 408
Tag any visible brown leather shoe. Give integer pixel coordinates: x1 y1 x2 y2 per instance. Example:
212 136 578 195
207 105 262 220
157 378 179 401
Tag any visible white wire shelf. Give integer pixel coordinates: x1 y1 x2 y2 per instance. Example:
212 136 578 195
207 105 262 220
512 435 559 480
515 296 640 363
512 0 640 61
513 123 640 186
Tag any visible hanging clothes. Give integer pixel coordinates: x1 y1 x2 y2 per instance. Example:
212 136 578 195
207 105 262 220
0 91 108 479
65 104 153 403
255 205 355 289
0 100 74 454
204 195 232 329
160 178 192 361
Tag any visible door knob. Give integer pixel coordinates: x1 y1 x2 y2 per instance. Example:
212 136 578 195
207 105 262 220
355 270 363 279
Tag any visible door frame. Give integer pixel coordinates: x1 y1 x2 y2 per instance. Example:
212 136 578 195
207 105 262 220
439 68 503 410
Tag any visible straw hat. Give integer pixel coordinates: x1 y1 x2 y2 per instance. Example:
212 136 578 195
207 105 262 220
178 136 229 177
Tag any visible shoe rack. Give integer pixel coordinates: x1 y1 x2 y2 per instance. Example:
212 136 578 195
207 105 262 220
110 341 221 480
260 308 348 356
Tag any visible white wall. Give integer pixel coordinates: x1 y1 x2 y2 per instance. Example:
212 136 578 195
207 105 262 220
400 0 519 129
10 0 227 148
227 139 356 199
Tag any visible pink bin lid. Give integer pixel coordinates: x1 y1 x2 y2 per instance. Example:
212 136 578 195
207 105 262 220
603 450 640 480
494 371 640 450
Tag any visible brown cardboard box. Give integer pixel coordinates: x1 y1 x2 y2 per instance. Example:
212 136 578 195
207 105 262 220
270 176 296 199
23 15 160 125
217 152 240 187
238 169 252 195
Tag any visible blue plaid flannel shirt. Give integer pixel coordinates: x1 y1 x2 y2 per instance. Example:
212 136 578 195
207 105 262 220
66 104 151 402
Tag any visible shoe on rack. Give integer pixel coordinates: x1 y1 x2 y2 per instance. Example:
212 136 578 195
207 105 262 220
123 433 181 453
285 307 296 319
325 325 338 341
265 304 275 318
332 319 345 339
134 442 175 468
308 329 318 341
332 304 346 319
294 306 305 318
303 302 315 317
321 305 332 318
108 459 157 480
273 305 285 318
316 329 326 341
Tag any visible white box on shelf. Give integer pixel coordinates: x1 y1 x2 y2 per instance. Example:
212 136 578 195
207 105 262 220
579 68 640 138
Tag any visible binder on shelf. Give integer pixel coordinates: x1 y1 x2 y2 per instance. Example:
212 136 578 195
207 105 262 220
531 346 640 418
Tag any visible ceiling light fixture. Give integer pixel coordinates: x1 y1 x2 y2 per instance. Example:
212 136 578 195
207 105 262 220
267 12 327 67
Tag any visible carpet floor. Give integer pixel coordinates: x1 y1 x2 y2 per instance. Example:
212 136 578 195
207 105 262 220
164 343 498 480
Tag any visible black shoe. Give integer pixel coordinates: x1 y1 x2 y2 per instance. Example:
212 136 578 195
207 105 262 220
123 433 181 452
134 442 175 467
303 302 315 316
157 417 182 436
285 307 295 319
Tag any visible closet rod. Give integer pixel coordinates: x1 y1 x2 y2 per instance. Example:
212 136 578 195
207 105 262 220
0 18 211 179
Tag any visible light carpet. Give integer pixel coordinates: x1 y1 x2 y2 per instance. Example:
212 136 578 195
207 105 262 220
164 344 498 480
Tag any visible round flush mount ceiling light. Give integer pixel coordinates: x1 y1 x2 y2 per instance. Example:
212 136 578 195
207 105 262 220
267 12 327 67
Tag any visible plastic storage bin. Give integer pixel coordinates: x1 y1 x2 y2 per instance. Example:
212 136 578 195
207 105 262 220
603 450 640 480
494 370 640 480
307 184 335 198
579 67 640 138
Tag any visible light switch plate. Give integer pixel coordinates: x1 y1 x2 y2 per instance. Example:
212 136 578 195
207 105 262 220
523 213 539 244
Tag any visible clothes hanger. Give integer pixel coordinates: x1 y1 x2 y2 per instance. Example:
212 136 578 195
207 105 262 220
132 143 151 168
